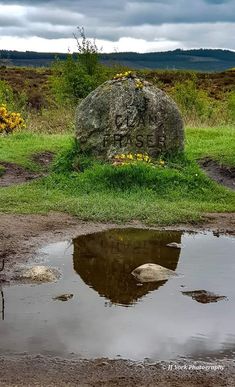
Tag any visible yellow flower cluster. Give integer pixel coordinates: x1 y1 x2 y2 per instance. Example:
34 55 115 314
113 153 151 165
113 70 132 80
0 104 25 134
112 153 166 168
135 78 144 89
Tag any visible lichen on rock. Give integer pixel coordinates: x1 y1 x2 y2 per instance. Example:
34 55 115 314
76 77 184 160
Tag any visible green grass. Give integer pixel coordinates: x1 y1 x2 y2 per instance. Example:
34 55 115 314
0 132 71 171
187 125 235 166
0 127 234 225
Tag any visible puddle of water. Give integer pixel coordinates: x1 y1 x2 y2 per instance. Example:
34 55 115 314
0 229 235 361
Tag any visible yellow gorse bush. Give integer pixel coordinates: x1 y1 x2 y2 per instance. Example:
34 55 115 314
0 104 25 134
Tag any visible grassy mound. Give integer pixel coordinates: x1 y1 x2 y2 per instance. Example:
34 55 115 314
0 128 234 225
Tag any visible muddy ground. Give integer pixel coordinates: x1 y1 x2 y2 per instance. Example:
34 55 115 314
0 212 235 386
1 355 235 387
199 158 235 191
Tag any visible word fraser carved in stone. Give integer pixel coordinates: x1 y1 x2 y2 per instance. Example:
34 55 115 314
76 77 184 159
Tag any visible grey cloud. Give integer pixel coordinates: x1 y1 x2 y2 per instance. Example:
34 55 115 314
123 0 235 26
27 8 85 26
0 15 23 27
0 0 234 49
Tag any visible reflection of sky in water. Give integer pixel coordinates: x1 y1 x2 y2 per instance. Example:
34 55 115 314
0 230 235 361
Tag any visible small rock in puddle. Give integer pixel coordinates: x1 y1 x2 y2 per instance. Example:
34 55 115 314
19 266 60 283
131 263 177 283
53 294 74 302
182 290 227 304
167 242 182 249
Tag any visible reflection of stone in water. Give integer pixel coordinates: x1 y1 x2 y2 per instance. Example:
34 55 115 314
182 290 227 304
73 228 182 306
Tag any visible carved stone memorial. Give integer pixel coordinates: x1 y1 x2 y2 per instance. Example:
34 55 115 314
75 76 184 159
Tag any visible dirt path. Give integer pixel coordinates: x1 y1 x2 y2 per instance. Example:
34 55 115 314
0 355 235 386
1 212 235 386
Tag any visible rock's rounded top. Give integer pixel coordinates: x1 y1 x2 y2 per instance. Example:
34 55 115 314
131 263 177 283
76 77 184 159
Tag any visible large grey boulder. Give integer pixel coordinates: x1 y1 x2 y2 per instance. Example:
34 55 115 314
76 76 184 159
131 263 177 283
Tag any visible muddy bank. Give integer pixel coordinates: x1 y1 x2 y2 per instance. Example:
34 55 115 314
0 355 234 386
1 212 235 278
0 213 116 281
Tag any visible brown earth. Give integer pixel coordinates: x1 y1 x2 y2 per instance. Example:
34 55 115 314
0 162 40 187
199 158 235 190
31 150 55 169
0 151 54 187
0 355 234 387
144 69 235 99
0 212 235 385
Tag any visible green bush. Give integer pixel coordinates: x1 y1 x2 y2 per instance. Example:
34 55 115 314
0 80 15 107
73 26 99 76
0 80 27 112
226 91 235 123
50 28 111 104
171 77 213 123
51 55 111 104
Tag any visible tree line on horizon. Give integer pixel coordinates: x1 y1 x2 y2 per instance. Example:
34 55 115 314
1 48 235 71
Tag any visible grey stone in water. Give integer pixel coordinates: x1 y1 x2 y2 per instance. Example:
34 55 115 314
76 77 184 159
53 294 74 302
131 263 177 283
167 242 182 249
21 266 59 283
182 290 227 304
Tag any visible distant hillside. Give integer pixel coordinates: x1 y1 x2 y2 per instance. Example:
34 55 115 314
1 49 235 71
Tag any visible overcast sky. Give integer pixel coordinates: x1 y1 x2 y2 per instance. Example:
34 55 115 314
0 0 234 53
